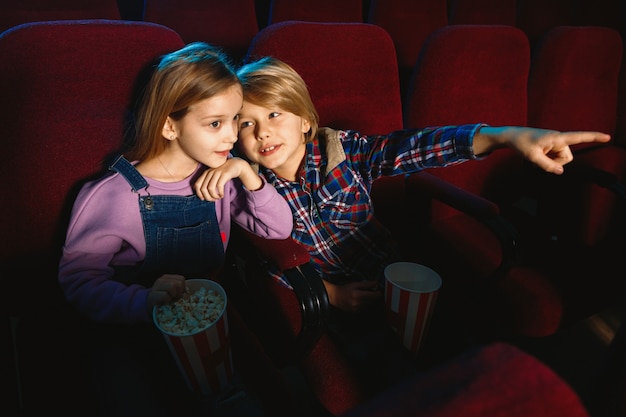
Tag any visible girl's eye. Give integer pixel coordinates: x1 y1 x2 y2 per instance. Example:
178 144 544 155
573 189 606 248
210 121 221 128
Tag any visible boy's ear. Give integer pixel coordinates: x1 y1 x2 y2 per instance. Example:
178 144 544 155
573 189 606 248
161 117 177 141
301 118 311 134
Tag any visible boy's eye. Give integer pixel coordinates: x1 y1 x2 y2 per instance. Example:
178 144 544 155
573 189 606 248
269 112 280 119
240 121 252 128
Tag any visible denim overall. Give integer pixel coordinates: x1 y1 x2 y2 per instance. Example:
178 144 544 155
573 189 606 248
109 155 224 285
90 156 227 416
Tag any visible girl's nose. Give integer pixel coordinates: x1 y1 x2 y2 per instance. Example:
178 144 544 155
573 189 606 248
226 123 238 143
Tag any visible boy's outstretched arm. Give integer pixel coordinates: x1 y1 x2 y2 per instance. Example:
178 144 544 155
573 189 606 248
473 127 611 175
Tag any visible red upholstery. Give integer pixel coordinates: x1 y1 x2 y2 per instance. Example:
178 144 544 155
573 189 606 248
229 19 600 417
615 2 626 150
0 20 184 305
247 21 403 135
0 20 185 416
527 25 626 247
0 0 121 33
267 0 363 25
403 22 528 287
528 26 620 144
366 0 448 104
404 24 529 220
142 0 259 63
340 342 591 417
237 20 405 415
403 24 626 339
447 0 516 25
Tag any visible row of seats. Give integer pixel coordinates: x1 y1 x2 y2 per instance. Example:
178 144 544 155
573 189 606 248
3 16 625 417
231 20 626 415
1 0 625 89
2 0 623 45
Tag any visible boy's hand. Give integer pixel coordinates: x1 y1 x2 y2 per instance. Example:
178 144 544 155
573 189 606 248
475 127 611 175
514 129 611 175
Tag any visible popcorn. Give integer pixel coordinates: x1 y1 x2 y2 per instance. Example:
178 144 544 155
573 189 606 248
155 285 225 335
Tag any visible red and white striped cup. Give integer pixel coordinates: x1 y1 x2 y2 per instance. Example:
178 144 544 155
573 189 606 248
153 279 234 396
384 262 442 357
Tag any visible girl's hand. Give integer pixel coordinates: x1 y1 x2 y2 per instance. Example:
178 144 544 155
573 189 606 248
194 157 263 201
147 274 186 313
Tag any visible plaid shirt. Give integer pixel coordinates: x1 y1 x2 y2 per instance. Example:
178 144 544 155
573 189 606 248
260 124 482 287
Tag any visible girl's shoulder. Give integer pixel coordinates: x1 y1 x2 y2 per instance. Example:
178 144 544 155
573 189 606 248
74 170 139 211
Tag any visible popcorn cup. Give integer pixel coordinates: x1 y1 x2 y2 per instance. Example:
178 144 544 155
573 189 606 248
153 279 234 397
384 262 442 357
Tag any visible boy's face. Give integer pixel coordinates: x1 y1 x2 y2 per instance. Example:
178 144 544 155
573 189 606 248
237 100 310 181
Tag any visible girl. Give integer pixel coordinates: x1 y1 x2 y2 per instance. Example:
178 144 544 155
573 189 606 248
59 43 291 416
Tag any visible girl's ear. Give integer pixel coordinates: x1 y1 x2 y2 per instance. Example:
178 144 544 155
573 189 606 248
161 117 177 141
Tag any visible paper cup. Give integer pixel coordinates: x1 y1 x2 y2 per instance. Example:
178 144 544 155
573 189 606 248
153 279 234 396
384 262 442 357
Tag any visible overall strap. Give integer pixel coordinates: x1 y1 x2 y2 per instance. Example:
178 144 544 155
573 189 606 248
109 155 148 192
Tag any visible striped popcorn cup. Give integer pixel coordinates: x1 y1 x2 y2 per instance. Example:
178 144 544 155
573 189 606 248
153 279 234 397
384 262 442 357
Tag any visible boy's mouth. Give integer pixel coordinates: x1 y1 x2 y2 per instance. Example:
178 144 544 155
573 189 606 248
260 145 279 153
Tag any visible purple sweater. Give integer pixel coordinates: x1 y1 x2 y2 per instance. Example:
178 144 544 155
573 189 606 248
59 164 293 324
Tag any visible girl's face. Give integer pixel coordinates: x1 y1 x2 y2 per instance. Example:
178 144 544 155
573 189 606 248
237 100 310 181
167 84 242 169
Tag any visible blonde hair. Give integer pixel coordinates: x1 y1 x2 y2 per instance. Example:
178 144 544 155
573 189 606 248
126 42 240 162
237 57 319 143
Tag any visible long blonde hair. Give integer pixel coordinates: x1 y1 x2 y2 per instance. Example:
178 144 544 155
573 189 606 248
126 42 240 162
237 57 319 143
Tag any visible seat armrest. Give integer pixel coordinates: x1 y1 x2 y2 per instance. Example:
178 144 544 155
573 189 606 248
231 226 330 357
237 230 311 270
565 163 626 200
405 171 518 281
405 171 500 218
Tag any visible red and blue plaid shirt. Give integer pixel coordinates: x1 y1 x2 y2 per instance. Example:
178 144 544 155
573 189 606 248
259 124 482 287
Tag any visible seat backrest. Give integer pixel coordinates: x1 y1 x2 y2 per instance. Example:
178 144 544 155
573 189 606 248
0 0 121 33
528 25 621 144
267 0 363 25
366 0 448 103
142 0 259 63
404 24 530 219
341 342 591 417
447 0 516 25
0 20 185 301
246 21 403 135
0 19 185 415
527 25 625 246
242 20 404 416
